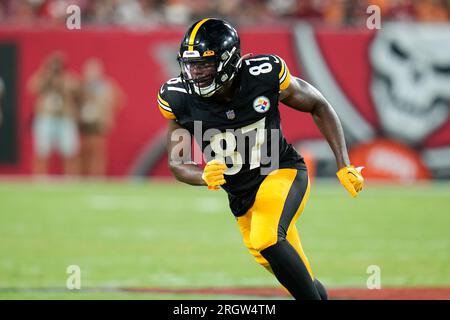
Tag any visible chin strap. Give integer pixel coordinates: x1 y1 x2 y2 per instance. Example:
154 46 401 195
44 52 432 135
236 52 253 68
194 79 217 97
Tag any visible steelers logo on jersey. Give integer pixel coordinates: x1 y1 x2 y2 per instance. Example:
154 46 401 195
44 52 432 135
253 96 270 113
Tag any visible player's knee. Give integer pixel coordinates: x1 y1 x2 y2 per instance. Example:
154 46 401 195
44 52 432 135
250 230 277 252
243 243 271 268
251 228 289 253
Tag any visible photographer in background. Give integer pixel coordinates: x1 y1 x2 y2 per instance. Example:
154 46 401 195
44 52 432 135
28 52 81 176
79 58 124 176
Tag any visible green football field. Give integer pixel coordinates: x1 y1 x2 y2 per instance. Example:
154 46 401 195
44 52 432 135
0 179 449 300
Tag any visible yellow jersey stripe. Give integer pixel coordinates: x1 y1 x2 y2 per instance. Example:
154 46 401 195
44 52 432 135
157 93 170 107
158 105 176 120
157 99 172 112
188 18 210 51
279 58 286 79
279 64 288 84
280 67 291 91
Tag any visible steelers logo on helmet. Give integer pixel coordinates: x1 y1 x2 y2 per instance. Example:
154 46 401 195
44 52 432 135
177 18 242 98
253 96 270 113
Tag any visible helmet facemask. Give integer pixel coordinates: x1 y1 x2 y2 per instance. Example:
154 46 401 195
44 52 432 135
178 46 242 98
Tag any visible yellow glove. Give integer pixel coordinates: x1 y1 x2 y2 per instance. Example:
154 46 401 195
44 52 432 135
336 165 365 198
202 159 227 190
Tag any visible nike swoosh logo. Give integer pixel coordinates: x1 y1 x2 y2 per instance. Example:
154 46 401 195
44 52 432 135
160 87 165 94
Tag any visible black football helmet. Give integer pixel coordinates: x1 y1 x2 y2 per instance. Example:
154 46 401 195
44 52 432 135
178 18 242 97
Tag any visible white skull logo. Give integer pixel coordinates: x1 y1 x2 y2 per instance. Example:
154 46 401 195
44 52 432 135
370 23 450 145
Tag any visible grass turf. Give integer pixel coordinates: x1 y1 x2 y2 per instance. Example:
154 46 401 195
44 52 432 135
0 179 449 299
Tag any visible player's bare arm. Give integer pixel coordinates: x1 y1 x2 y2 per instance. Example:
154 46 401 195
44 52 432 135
279 76 350 169
167 120 227 189
167 119 206 186
280 76 364 197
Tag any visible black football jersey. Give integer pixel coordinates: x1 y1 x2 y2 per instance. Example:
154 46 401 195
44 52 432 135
157 54 306 216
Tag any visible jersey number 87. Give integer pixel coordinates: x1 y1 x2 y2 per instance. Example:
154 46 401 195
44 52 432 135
209 118 266 175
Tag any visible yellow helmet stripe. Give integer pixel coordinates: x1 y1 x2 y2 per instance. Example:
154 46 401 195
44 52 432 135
188 18 210 51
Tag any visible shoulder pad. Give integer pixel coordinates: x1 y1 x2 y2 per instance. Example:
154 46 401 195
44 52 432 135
241 54 291 92
157 77 187 120
272 55 291 91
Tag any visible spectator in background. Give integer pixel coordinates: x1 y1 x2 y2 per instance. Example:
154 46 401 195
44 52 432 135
28 52 81 176
216 0 242 18
2 0 449 26
240 0 274 24
79 58 124 176
415 0 449 22
140 0 166 26
38 0 89 25
386 0 416 21
188 0 218 22
114 0 145 25
5 0 39 24
294 0 324 21
84 0 115 25
162 0 191 25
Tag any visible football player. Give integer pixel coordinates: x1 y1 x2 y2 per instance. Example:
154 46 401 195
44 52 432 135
157 18 364 300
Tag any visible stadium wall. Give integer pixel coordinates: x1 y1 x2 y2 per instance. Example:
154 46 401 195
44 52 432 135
0 24 449 179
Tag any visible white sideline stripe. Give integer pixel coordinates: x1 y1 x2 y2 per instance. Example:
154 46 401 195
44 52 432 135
193 198 224 214
84 195 156 211
85 195 224 213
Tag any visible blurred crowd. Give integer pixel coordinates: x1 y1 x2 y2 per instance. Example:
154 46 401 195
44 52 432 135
0 0 449 27
28 53 124 176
